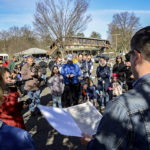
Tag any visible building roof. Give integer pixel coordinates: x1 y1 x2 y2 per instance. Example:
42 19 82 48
15 48 47 56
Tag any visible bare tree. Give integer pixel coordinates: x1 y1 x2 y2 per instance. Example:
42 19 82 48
108 12 140 53
77 32 84 37
0 26 39 55
0 31 10 53
33 0 91 49
90 31 101 39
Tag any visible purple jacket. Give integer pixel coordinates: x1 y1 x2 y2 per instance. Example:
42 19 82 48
48 74 64 96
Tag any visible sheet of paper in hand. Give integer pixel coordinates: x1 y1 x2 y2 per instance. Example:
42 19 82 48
65 102 102 136
38 102 102 137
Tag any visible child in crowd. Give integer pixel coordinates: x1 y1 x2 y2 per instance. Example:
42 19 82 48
48 66 64 108
82 76 90 102
108 73 122 100
86 79 98 108
15 64 22 81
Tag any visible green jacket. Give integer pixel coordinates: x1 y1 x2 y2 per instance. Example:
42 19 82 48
8 61 15 72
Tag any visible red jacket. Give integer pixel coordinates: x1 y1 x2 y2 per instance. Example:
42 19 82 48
3 60 10 68
0 91 25 129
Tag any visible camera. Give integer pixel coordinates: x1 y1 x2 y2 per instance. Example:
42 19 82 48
7 80 23 87
24 98 32 105
31 63 40 78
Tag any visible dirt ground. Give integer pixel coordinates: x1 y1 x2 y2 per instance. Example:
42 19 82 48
23 86 86 150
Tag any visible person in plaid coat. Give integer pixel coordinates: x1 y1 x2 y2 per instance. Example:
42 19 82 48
0 67 25 129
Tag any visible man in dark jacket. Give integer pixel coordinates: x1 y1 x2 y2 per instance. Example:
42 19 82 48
81 26 150 150
87 54 93 77
20 55 27 69
48 57 56 71
96 56 110 108
39 57 47 82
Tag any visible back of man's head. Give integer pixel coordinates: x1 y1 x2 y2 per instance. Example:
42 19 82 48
131 26 150 61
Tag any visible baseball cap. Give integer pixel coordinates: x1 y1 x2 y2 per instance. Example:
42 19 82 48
23 55 27 58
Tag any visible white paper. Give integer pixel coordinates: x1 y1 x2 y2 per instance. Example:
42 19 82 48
65 102 102 135
38 102 102 137
38 105 82 137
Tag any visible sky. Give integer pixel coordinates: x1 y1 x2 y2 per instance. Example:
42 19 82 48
0 0 150 39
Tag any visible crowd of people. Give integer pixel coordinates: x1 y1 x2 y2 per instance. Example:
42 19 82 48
0 41 135 126
48 52 134 109
0 26 150 150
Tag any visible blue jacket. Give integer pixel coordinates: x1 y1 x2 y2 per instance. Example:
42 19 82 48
0 121 36 150
87 73 150 150
61 62 81 84
96 64 110 91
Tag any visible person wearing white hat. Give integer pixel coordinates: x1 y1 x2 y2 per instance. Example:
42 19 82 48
61 54 81 107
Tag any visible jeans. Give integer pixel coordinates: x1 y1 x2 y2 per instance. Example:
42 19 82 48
99 91 109 107
27 90 40 112
52 95 62 108
41 74 46 81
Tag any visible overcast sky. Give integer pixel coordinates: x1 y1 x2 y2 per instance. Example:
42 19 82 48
0 0 150 39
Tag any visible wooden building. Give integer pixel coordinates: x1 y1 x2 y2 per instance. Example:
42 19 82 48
47 36 111 56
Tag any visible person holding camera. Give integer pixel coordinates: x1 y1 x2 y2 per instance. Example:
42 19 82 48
0 67 26 129
0 69 36 150
39 57 47 83
61 54 81 107
21 56 41 115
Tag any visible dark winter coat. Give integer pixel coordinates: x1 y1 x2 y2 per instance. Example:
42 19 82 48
39 61 47 74
86 85 97 100
96 64 110 91
124 66 135 90
112 62 125 82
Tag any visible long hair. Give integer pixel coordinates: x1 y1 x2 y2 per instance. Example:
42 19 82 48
0 67 11 78
115 56 123 63
51 65 60 77
88 79 94 86
0 67 8 105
